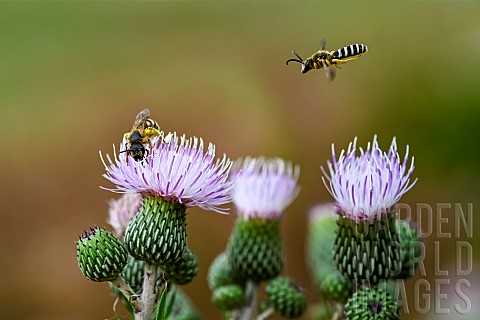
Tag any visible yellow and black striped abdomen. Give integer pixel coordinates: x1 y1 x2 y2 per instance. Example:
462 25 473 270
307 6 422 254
333 44 368 59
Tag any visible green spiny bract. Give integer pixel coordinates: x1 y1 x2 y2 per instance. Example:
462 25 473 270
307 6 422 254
227 218 283 282
333 213 402 285
394 220 422 279
76 227 128 282
124 195 187 266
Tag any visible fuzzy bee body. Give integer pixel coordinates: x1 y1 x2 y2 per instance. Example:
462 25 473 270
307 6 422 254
121 108 162 162
286 38 368 81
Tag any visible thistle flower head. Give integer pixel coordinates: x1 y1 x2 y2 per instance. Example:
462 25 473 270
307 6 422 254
230 157 300 220
107 193 142 238
101 132 234 213
322 136 416 222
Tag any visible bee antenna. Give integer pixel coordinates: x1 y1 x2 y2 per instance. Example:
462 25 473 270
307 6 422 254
285 51 304 65
119 149 130 154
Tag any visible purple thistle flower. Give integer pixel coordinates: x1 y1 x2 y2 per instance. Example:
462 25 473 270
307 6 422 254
230 157 300 220
100 132 234 213
107 193 142 238
321 136 416 222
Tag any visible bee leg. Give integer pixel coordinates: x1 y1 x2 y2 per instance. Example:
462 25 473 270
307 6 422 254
123 143 130 165
332 57 359 65
144 127 161 139
144 148 150 164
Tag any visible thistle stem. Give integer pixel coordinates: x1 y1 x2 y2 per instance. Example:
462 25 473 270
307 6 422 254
139 262 158 320
256 307 275 320
332 302 344 320
239 280 259 320
111 276 141 313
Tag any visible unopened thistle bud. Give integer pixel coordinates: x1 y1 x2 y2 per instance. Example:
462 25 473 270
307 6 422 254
266 276 307 319
76 227 128 282
120 255 145 294
163 248 198 285
208 252 242 290
109 255 146 298
212 285 246 311
344 287 399 320
321 272 353 303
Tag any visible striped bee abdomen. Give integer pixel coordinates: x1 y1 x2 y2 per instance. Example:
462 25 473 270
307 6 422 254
333 44 368 59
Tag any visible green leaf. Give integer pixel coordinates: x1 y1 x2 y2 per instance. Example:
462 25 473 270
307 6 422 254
155 282 169 320
165 288 176 318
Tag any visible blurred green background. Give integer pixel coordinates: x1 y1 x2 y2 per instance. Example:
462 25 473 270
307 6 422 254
1 2 479 319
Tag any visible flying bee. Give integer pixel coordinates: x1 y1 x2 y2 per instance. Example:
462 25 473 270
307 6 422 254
286 38 368 81
120 108 161 162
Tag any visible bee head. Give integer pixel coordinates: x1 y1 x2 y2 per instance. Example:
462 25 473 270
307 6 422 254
120 143 148 162
301 59 313 74
145 118 160 130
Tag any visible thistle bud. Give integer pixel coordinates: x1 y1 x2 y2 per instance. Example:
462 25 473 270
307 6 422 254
321 272 353 303
344 287 399 320
266 276 307 319
212 285 245 311
208 252 242 290
76 227 127 282
163 248 198 285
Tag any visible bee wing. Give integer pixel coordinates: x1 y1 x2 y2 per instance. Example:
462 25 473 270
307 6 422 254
326 67 336 81
132 108 150 131
320 37 327 51
321 60 336 81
